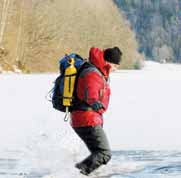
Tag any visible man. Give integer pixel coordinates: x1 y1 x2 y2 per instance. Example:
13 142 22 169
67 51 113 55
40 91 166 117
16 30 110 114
71 46 122 175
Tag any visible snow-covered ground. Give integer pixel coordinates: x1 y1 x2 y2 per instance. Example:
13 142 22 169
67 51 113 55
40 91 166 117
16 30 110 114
108 61 181 150
0 61 181 178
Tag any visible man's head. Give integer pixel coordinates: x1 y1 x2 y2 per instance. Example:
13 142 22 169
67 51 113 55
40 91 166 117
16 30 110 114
104 46 122 71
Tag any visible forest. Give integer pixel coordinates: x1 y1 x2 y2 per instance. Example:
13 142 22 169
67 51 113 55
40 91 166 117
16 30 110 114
114 0 180 63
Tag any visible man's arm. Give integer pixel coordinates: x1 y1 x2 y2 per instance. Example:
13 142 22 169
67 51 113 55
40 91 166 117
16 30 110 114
82 71 105 111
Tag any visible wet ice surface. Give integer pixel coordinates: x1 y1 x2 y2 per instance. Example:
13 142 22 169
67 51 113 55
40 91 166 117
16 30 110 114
0 150 181 178
0 151 49 178
111 151 181 178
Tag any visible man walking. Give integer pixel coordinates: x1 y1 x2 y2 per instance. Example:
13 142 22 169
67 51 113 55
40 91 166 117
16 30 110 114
71 47 122 175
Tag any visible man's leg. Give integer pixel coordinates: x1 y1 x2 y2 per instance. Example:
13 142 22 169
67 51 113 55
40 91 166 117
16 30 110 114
73 125 112 175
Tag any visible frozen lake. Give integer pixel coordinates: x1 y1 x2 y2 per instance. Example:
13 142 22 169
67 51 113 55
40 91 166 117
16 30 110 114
0 150 181 178
0 61 181 177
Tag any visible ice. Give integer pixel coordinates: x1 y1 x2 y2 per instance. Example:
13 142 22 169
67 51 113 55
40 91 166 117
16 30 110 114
0 61 181 177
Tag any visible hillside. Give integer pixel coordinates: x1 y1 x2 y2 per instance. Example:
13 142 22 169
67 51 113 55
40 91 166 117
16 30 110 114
0 0 143 73
114 0 180 63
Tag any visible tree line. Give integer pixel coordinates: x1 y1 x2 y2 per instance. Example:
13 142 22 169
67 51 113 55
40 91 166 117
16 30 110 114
0 0 142 73
114 0 180 63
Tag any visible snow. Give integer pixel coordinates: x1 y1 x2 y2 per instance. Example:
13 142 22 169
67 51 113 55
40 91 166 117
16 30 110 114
0 61 181 177
107 64 181 150
0 61 181 151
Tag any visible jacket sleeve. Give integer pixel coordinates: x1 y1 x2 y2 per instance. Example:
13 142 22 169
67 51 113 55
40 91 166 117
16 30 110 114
77 71 105 112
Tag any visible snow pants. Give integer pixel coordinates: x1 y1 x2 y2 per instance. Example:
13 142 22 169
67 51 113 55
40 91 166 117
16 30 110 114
73 125 112 174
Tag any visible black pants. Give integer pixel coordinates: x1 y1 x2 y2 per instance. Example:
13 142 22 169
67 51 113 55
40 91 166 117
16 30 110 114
73 125 111 174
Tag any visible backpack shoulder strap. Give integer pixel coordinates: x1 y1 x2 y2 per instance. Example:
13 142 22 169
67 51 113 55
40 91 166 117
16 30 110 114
72 62 108 111
78 62 103 78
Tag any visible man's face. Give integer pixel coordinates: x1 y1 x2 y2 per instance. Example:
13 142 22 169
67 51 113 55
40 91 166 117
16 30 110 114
107 62 120 72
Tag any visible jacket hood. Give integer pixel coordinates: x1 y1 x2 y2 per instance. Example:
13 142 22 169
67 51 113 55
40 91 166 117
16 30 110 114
89 47 111 78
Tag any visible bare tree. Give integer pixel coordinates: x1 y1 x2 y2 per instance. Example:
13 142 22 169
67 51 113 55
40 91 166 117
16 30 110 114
15 0 24 68
0 0 143 72
0 0 10 46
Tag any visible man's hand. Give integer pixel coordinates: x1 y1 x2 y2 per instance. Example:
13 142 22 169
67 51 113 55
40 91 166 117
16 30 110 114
91 102 104 111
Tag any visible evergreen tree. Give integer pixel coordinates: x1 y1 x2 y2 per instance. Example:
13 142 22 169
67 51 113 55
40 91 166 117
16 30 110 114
114 0 180 63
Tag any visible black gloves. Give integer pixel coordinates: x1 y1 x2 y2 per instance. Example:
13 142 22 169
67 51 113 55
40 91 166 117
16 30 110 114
91 102 104 111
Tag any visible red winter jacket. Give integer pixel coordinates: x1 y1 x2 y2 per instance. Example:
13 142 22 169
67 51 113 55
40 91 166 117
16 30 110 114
71 48 112 127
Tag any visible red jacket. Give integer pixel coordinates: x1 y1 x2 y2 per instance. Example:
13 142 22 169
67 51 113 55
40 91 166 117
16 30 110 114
71 48 112 127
